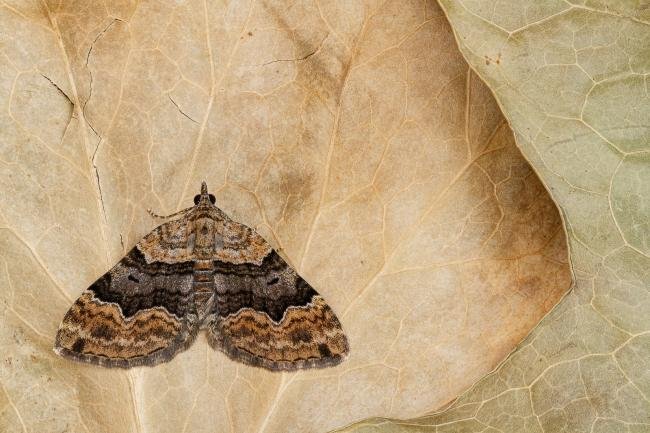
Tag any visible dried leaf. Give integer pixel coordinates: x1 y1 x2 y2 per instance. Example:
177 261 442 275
0 1 573 432
342 1 650 432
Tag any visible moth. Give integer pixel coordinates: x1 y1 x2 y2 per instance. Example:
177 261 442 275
54 182 349 370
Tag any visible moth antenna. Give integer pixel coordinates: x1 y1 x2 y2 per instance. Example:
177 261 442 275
147 208 166 219
147 207 192 220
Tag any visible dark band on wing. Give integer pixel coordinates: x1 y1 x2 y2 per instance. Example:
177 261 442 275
128 247 194 275
212 249 287 276
214 280 317 323
213 250 318 322
90 247 195 319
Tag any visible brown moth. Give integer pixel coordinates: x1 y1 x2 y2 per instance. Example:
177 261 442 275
54 182 349 370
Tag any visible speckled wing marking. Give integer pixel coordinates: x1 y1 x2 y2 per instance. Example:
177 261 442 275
54 182 349 370
54 222 199 368
206 238 349 371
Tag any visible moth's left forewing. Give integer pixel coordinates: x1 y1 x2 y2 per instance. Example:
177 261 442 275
54 218 199 368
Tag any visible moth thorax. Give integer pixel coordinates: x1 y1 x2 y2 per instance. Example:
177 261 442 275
187 219 218 260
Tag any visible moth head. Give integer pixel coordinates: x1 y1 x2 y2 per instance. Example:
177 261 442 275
194 181 216 205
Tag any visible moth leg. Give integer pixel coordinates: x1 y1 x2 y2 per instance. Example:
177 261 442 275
147 206 192 220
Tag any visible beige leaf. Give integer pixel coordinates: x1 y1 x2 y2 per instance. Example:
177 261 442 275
341 0 650 432
0 1 570 432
